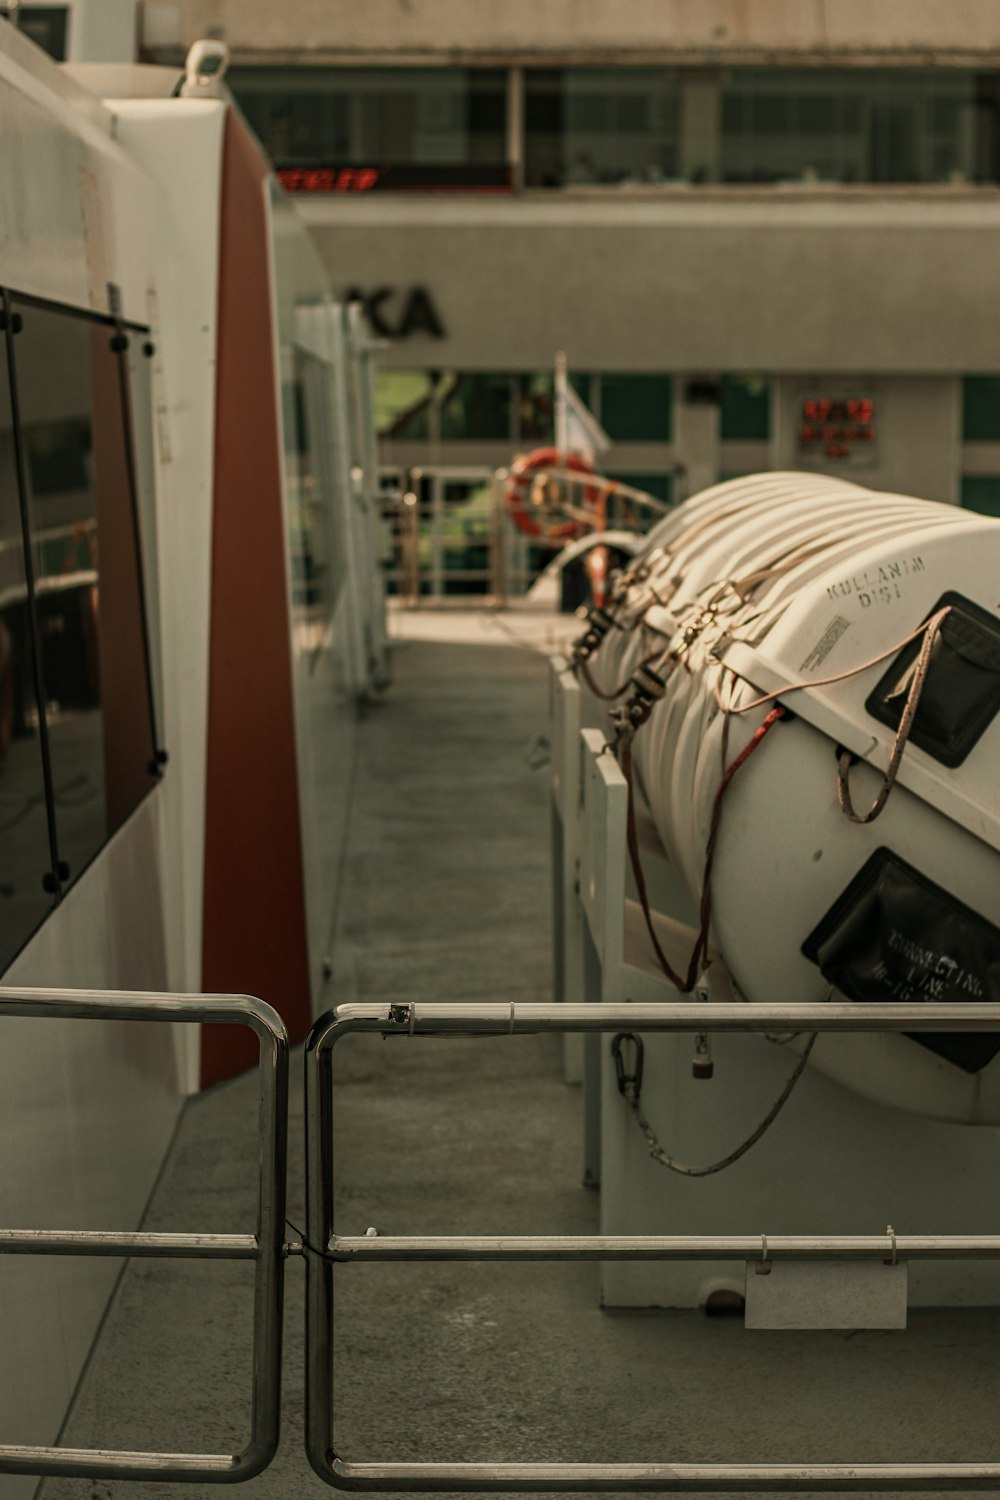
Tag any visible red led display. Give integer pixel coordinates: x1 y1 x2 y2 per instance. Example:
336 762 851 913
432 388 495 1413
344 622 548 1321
275 164 514 193
799 396 877 463
277 166 381 193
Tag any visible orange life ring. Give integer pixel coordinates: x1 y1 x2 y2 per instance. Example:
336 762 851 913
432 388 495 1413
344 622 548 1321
504 447 598 540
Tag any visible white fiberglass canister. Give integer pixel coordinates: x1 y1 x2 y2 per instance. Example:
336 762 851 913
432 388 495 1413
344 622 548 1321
588 474 1000 1124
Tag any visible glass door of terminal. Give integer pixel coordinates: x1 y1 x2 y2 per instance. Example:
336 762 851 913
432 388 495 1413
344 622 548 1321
415 467 495 599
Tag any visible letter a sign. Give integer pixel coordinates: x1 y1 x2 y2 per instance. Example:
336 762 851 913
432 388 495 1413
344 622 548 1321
344 287 445 340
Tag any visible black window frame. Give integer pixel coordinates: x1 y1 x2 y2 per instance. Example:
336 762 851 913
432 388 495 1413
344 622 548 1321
0 284 164 966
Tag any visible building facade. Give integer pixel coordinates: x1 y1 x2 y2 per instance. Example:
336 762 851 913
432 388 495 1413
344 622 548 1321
135 2 1000 585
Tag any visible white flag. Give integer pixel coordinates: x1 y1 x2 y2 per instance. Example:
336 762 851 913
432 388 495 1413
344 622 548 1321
564 381 611 462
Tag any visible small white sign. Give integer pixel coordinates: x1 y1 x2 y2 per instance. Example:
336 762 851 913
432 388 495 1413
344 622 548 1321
745 1259 908 1330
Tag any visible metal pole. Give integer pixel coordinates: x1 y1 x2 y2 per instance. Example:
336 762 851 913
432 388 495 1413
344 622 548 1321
304 1015 336 1484
489 469 507 606
318 998 1000 1038
247 992 289 1476
328 1458 1000 1493
328 1233 1000 1263
402 488 420 605
506 67 525 194
555 351 568 466
0 1230 257 1258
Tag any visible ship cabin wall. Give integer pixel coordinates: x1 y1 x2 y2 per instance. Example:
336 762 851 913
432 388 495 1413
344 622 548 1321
0 50 373 1481
0 28 184 1500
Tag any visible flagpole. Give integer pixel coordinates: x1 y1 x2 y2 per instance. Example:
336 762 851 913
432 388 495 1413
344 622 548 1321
554 350 568 466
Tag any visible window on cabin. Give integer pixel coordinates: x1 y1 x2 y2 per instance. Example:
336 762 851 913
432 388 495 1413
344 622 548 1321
5 296 159 900
0 325 56 966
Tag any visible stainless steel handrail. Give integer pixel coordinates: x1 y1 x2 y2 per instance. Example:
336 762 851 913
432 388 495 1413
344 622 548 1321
0 987 288 1483
327 1233 1000 1262
305 998 1000 1493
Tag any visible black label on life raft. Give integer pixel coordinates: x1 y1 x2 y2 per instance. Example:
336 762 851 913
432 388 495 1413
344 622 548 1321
802 848 1000 1073
865 591 1000 767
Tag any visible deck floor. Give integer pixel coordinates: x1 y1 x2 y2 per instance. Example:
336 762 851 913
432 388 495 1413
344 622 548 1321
37 611 1000 1500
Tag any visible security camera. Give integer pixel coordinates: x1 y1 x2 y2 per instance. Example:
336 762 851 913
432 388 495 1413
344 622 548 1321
180 38 230 98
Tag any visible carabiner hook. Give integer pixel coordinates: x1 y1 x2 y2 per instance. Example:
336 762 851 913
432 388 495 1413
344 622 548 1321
611 1032 644 1103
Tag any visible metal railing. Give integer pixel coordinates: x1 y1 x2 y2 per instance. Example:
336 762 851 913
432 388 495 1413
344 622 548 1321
0 987 288 1484
8 989 1000 1488
380 465 671 607
305 998 1000 1493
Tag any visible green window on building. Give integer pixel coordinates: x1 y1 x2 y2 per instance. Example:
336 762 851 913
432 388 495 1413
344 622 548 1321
439 372 512 441
13 6 68 60
600 374 672 442
961 475 1000 517
516 373 554 443
374 370 434 439
605 471 673 510
962 377 1000 441
569 372 594 407
230 66 507 174
719 68 996 186
569 367 593 405
720 375 770 440
517 372 598 445
524 68 681 188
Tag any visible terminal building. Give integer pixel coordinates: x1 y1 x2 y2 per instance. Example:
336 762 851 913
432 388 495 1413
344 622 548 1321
129 0 1000 544
24 0 1000 587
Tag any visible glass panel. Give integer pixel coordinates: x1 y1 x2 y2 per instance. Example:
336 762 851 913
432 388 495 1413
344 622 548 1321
438 479 492 594
374 369 435 440
230 66 507 173
516 373 555 443
599 374 672 442
381 476 433 597
963 376 1000 441
719 68 991 185
124 338 164 739
569 372 593 408
283 348 344 654
605 471 673 506
13 301 158 888
377 470 406 595
0 330 59 965
525 68 681 187
12 7 68 61
439 373 512 441
603 470 672 531
720 375 770 440
413 475 436 597
962 475 1000 516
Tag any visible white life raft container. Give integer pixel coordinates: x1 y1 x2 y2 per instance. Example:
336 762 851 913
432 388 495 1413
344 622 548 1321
585 473 1000 1125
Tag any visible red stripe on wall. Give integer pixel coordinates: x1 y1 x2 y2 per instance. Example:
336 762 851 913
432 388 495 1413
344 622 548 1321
201 111 312 1086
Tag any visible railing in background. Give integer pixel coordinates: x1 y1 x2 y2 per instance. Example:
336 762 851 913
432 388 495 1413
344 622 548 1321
378 464 671 607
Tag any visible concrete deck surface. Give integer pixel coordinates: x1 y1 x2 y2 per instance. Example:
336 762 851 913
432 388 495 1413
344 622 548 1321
37 615 1000 1500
